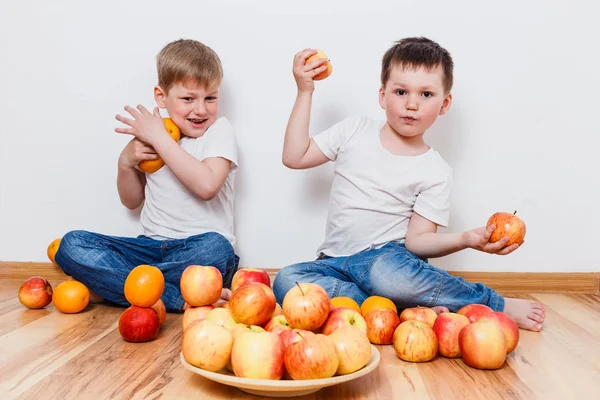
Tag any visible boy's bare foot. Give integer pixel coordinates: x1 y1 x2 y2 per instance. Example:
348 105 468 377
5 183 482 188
503 298 545 331
431 306 450 314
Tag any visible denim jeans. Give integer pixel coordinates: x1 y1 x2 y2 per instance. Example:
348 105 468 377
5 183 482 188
273 242 504 312
55 230 239 313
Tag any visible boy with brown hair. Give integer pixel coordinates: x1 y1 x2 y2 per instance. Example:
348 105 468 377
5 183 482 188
273 37 545 331
56 39 238 312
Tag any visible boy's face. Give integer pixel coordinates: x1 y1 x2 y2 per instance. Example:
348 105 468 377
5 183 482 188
379 64 451 139
154 81 219 138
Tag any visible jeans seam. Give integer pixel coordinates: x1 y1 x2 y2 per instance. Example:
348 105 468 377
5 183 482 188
429 269 443 307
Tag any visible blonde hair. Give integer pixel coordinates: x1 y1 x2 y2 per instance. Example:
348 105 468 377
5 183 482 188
157 39 223 92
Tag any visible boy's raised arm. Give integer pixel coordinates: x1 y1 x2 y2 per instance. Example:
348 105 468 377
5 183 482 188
117 138 151 209
282 49 331 170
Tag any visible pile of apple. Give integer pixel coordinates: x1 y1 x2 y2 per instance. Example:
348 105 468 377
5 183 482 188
364 303 519 370
181 267 372 380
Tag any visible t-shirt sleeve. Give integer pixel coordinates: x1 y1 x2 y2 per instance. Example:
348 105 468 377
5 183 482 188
312 118 361 161
201 118 238 169
413 171 452 227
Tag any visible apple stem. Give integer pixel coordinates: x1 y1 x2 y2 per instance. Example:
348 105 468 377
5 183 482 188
513 210 517 215
297 332 304 340
295 282 305 296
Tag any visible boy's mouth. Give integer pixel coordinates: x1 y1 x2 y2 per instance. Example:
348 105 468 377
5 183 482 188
188 118 208 126
402 116 417 123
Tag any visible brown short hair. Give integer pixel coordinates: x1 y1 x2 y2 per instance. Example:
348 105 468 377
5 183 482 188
157 39 223 93
381 37 453 93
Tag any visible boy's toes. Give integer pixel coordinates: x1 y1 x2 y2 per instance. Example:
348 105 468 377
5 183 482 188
528 312 545 324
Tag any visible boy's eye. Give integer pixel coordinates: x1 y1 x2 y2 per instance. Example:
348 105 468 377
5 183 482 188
206 96 217 101
182 97 193 101
395 89 406 95
422 92 433 98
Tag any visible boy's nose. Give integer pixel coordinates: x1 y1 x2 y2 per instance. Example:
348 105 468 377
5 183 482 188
405 95 419 111
194 102 206 115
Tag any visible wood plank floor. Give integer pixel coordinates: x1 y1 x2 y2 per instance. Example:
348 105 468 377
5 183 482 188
1 278 599 399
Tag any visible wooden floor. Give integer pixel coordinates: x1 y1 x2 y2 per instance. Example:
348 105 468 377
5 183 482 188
1 277 599 399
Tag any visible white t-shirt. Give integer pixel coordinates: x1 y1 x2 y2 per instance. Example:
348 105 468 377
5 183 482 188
140 117 238 245
313 117 452 257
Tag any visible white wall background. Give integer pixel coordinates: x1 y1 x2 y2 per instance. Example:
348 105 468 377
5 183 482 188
1 1 598 272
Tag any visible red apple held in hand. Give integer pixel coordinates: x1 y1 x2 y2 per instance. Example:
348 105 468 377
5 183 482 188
321 307 367 335
231 268 271 292
265 315 292 335
231 331 285 379
204 307 238 330
231 323 266 341
182 305 214 331
151 299 166 327
180 265 223 307
282 282 330 331
229 282 276 326
393 320 438 362
399 306 438 328
329 326 372 375
182 320 233 372
487 211 526 247
457 304 494 323
459 320 507 369
477 312 520 354
365 308 400 345
18 276 53 309
432 312 470 358
119 306 160 343
284 334 339 380
280 328 315 349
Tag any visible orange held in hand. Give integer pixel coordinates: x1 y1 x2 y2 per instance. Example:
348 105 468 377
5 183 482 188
52 280 90 314
138 118 181 174
360 295 397 317
305 49 333 81
47 238 61 264
124 265 165 307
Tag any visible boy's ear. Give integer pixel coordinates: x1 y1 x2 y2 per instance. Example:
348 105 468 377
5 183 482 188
378 86 386 110
154 85 167 108
439 92 452 115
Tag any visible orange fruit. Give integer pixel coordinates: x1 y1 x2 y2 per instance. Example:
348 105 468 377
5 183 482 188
305 49 332 81
47 238 61 264
139 118 181 173
124 265 165 307
331 296 361 313
360 295 397 317
52 280 90 313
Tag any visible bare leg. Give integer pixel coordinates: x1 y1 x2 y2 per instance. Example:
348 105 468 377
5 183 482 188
503 298 545 331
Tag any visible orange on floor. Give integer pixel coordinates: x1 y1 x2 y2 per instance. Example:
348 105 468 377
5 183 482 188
53 280 90 313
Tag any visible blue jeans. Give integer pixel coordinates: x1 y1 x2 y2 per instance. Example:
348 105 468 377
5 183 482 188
273 242 504 312
54 230 239 313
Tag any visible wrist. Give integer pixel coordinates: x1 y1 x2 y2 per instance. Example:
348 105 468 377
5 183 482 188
459 231 471 250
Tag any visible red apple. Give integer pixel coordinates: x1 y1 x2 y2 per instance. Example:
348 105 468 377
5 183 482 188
432 312 470 358
364 308 400 345
231 331 285 379
182 305 214 331
321 307 367 335
393 320 438 362
264 315 292 335
477 312 520 354
457 304 494 323
180 265 223 307
229 282 276 326
329 326 371 375
119 306 160 343
182 320 233 372
282 283 330 331
459 320 507 369
280 328 315 349
18 276 53 309
151 299 166 327
231 268 271 292
205 307 237 330
284 333 339 380
487 211 526 247
231 323 266 341
399 306 438 327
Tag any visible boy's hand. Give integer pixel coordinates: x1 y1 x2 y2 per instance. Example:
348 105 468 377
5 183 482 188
115 105 167 146
293 49 329 93
118 138 159 169
463 225 522 255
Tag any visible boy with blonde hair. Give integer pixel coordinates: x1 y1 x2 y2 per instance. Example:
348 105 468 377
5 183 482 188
56 39 238 312
273 37 545 331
